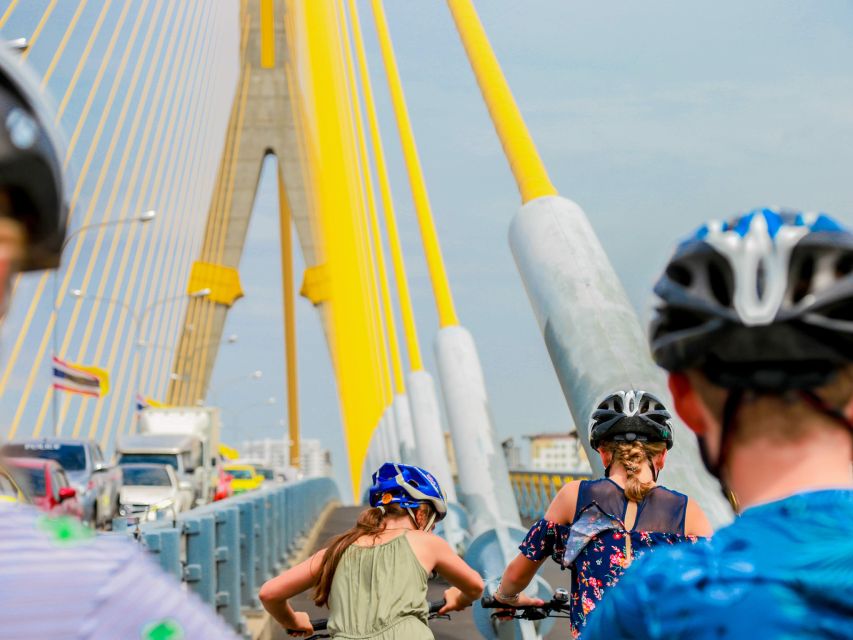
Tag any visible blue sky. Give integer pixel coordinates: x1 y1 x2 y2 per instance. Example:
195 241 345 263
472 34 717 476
3 1 853 497
211 1 853 494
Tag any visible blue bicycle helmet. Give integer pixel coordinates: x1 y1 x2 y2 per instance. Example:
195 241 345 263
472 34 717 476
651 207 853 391
368 462 447 530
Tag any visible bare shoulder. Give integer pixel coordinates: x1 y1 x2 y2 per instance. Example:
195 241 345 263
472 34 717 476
544 479 582 523
684 498 713 537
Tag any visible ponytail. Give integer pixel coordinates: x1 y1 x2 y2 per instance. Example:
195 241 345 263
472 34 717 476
601 440 668 502
312 502 433 607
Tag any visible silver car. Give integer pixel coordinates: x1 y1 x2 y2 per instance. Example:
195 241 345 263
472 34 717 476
118 463 186 521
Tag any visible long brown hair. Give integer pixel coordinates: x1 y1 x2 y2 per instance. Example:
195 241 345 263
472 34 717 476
312 502 433 607
600 440 668 502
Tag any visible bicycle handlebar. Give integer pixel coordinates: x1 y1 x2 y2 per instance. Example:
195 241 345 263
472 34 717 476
480 589 571 621
287 599 447 636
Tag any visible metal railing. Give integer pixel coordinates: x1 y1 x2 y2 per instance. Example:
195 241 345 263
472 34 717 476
114 477 339 634
509 469 592 519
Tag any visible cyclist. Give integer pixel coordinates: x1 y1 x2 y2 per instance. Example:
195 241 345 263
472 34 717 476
0 44 238 639
259 462 484 638
493 390 712 638
584 208 853 639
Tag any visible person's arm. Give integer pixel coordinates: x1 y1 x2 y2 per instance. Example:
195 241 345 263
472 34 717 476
259 549 326 634
684 498 713 537
430 535 485 613
494 480 581 607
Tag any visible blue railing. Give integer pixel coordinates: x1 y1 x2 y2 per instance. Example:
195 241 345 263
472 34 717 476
114 477 339 634
509 469 592 519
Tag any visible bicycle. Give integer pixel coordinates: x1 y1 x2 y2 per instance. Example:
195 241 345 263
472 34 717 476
480 588 572 621
286 599 449 639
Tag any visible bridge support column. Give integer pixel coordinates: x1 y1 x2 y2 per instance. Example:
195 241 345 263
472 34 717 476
406 369 456 503
392 393 416 464
509 195 731 525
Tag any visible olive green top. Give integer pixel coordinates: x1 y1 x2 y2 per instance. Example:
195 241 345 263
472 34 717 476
327 533 432 639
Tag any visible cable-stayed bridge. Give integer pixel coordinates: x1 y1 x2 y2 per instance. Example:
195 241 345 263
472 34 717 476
0 2 730 638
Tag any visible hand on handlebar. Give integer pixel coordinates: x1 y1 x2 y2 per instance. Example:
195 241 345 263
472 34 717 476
491 592 546 621
439 587 475 614
286 612 314 637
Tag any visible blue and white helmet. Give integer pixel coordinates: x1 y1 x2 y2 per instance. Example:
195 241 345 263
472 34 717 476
650 207 853 390
368 462 447 527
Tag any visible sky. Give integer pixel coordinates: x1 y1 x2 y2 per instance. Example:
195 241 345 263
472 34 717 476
209 0 853 495
2 1 853 498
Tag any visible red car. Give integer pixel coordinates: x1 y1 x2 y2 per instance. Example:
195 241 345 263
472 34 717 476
214 464 233 502
5 457 84 519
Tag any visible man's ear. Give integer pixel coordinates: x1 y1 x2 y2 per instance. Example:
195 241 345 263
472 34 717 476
843 394 853 424
668 372 707 436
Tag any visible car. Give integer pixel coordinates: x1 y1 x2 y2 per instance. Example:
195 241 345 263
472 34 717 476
1 438 122 528
4 457 83 519
118 463 185 521
223 463 264 494
116 434 204 508
214 464 233 502
0 463 27 505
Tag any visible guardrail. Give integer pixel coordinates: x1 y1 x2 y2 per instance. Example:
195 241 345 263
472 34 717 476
509 469 592 519
113 477 339 635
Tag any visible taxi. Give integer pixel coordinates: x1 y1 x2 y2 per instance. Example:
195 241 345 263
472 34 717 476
223 463 264 494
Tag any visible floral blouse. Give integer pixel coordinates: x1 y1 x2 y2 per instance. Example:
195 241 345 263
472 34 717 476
519 479 701 638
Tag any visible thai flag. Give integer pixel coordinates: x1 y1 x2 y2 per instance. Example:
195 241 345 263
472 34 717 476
52 356 108 398
136 393 149 412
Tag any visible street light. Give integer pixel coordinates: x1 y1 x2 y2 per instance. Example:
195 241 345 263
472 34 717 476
51 211 157 434
59 286 211 425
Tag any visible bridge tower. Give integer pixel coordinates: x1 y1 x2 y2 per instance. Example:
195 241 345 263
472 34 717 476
167 0 308 465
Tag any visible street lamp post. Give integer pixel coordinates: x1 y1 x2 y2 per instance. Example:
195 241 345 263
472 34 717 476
51 211 157 434
59 286 210 434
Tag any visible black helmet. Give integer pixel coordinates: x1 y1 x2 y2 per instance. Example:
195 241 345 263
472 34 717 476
589 389 674 450
650 207 853 391
0 44 67 271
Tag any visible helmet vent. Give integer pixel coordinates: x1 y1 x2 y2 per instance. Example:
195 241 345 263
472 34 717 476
756 260 766 300
707 260 732 307
665 263 692 288
836 252 853 279
791 254 815 304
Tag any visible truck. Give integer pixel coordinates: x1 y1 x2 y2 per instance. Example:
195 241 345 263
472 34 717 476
132 406 221 506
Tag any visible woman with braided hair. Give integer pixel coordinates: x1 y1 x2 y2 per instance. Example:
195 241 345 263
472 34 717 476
493 389 712 638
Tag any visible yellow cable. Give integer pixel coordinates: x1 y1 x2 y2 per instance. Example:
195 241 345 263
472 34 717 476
444 0 556 203
0 0 20 30
347 0 423 374
368 0 459 328
185 64 251 405
19 0 59 61
176 13 252 405
0 0 116 406
64 0 183 439
338 0 401 397
118 0 220 417
97 2 216 447
337 0 391 407
7 1 143 439
40 0 90 87
57 1 114 122
74 0 200 440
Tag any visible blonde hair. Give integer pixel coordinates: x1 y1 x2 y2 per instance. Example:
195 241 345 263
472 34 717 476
600 440 668 501
312 502 434 607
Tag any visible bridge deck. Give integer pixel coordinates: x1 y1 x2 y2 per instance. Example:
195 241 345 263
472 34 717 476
271 507 569 639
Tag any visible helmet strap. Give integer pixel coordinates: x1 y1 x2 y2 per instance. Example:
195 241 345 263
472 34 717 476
425 512 437 532
405 507 420 530
799 389 853 434
697 388 743 512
